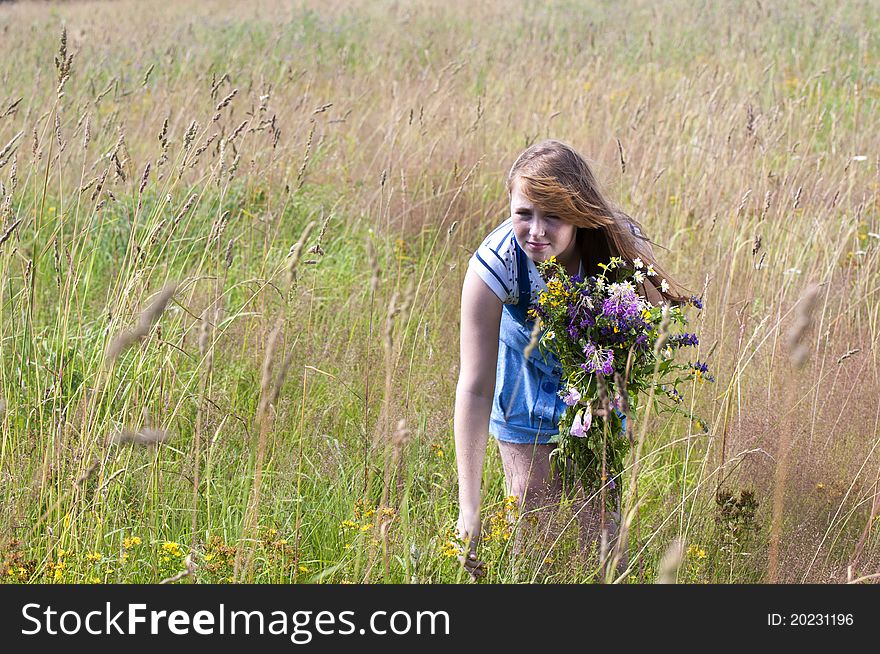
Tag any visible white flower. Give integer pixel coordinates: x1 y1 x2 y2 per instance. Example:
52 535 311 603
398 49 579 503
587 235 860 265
632 257 643 269
633 270 646 284
660 279 670 293
663 346 674 360
646 264 656 277
544 330 556 341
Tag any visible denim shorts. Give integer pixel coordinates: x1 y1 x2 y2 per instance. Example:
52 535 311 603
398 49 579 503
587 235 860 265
489 312 565 444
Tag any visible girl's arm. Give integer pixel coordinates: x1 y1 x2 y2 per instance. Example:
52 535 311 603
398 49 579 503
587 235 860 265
454 266 502 573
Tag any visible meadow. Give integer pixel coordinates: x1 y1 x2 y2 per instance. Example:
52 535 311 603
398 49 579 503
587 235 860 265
0 0 878 583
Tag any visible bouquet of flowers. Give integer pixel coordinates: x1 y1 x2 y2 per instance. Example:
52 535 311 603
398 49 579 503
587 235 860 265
528 255 711 500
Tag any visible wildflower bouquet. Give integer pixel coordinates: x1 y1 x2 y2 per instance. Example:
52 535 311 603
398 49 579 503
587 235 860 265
528 255 711 500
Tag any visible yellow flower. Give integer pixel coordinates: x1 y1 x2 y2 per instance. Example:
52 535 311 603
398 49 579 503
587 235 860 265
161 541 183 557
687 545 706 560
441 540 463 558
86 552 101 562
360 523 373 532
298 565 309 573
123 536 141 549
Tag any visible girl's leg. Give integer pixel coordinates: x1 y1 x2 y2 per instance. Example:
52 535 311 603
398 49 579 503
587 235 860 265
496 440 559 511
496 440 563 575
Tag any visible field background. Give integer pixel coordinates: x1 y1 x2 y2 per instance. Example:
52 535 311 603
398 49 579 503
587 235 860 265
0 0 878 583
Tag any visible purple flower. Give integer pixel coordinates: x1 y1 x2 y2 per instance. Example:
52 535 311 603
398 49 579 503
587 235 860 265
601 282 641 321
690 360 715 382
569 408 592 438
689 295 704 310
670 332 699 347
581 341 615 376
562 386 581 406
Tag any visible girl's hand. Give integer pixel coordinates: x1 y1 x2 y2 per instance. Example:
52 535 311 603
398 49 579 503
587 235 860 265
455 512 486 581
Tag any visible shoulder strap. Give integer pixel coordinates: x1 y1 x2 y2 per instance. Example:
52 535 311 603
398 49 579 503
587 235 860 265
511 237 531 321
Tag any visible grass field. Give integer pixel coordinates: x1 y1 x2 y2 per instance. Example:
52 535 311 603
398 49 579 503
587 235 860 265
0 0 878 584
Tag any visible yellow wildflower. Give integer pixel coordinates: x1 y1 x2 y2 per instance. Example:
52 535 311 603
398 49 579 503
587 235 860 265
161 541 183 557
687 545 706 560
123 536 141 549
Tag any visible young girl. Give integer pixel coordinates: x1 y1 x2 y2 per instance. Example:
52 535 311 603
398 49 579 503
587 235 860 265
454 139 686 580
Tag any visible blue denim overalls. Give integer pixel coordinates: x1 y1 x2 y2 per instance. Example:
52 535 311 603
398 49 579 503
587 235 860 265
489 238 627 444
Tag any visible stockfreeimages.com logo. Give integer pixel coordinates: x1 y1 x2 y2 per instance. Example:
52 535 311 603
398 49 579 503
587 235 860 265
21 603 450 643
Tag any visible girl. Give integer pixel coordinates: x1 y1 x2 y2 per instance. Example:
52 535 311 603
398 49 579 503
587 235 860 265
454 139 687 580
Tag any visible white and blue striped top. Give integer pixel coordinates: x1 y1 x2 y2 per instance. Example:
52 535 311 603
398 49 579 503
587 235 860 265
466 218 577 308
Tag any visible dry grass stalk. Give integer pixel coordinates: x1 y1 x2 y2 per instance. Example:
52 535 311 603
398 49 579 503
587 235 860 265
105 282 178 362
111 427 169 446
656 538 684 584
212 88 238 122
0 218 22 250
173 193 197 229
159 553 196 584
0 130 23 169
285 220 317 289
237 222 313 581
138 161 151 196
769 283 821 582
785 283 820 368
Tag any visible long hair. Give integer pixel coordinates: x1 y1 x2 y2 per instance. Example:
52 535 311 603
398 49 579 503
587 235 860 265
506 139 690 304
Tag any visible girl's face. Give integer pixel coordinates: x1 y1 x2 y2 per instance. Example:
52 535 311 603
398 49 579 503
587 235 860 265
509 177 578 265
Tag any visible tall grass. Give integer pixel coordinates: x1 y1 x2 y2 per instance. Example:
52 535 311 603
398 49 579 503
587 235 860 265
0 0 878 583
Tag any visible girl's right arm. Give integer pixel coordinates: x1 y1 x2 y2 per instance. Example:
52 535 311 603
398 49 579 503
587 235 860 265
454 266 502 577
